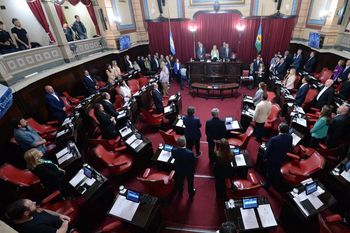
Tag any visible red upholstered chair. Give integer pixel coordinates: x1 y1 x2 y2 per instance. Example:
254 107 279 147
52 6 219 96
114 95 124 110
280 150 325 185
40 190 79 225
314 68 329 79
240 70 253 86
290 75 302 94
127 79 140 95
302 88 318 110
267 91 276 103
26 118 58 139
94 145 133 175
227 126 254 149
317 143 345 166
140 109 163 128
0 163 40 187
88 135 122 151
226 170 262 197
319 210 350 233
97 80 106 89
137 168 175 198
159 129 181 146
138 76 149 87
62 91 83 105
88 108 99 125
60 96 74 115
319 70 333 84
94 218 130 233
264 104 281 130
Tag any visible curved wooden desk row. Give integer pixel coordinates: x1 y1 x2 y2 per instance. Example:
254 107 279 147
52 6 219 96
190 82 240 100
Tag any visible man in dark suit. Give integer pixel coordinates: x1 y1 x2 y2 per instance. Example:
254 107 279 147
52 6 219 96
339 73 350 100
124 55 134 72
44 85 66 122
205 108 226 162
172 136 196 196
292 49 302 72
150 54 160 72
83 70 98 96
196 41 206 60
275 57 288 79
326 105 350 148
151 83 164 113
283 50 293 68
183 106 202 157
340 60 350 82
303 51 316 73
264 123 293 189
295 76 310 106
219 42 231 60
94 103 117 139
314 79 334 109
101 92 119 119
173 59 182 83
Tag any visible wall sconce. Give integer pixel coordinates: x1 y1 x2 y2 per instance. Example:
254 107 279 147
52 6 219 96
188 25 197 33
236 23 246 32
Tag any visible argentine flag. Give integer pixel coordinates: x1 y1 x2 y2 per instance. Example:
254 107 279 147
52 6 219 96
170 30 176 55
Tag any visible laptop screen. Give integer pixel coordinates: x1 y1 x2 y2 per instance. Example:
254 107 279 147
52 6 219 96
232 148 240 155
83 166 93 179
305 181 318 195
345 160 350 171
126 190 140 203
242 197 258 209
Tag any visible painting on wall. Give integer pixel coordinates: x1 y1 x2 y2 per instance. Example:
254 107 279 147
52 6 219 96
190 0 244 6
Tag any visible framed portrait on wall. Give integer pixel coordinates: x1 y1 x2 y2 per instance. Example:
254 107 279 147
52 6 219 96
190 0 244 6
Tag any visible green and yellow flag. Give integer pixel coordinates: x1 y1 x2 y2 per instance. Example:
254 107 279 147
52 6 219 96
255 22 262 53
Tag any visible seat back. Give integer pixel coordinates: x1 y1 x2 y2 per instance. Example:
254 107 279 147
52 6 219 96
97 80 106 88
88 108 99 125
267 91 276 103
242 70 249 77
266 104 281 130
127 79 140 94
302 88 318 108
0 163 40 187
60 96 73 114
26 118 49 134
138 77 149 87
294 75 301 88
319 70 333 84
140 109 162 126
298 151 325 175
62 91 80 105
238 126 254 149
159 130 177 146
114 95 123 110
137 169 175 197
94 145 115 165
314 68 329 79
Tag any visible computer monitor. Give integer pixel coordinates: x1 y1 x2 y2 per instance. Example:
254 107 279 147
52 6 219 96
83 166 93 179
164 144 173 152
232 148 240 155
242 197 258 209
305 181 318 195
126 189 140 203
345 160 350 171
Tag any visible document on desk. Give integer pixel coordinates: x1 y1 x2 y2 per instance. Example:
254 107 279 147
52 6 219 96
341 170 350 182
158 150 172 162
125 134 137 145
56 129 68 137
245 95 253 100
257 204 277 228
291 133 301 146
240 208 259 230
234 154 246 166
130 139 143 149
69 169 85 187
176 119 184 127
58 153 73 165
164 105 172 114
56 147 69 158
85 177 96 186
296 118 307 127
247 109 255 115
62 118 72 126
231 121 240 130
169 94 176 101
117 111 127 119
295 106 305 114
109 195 139 221
308 195 323 210
293 193 309 216
120 127 132 138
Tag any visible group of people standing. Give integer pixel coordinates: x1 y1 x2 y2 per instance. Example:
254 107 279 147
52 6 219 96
195 41 237 61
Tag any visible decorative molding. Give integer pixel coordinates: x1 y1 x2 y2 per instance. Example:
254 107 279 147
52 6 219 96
111 0 136 31
193 10 243 19
189 0 245 6
70 37 104 57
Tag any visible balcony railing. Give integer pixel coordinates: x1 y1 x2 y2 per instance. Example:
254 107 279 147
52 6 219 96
336 33 350 52
68 37 105 58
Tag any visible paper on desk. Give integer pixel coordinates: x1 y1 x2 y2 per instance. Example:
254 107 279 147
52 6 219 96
158 150 172 162
308 195 323 210
62 118 72 126
58 153 73 165
56 129 68 137
85 177 96 186
293 193 309 216
120 127 132 137
245 95 253 100
235 154 246 166
312 187 325 196
296 118 307 127
169 95 176 101
109 195 139 221
240 208 259 230
244 98 254 103
247 109 255 115
170 158 175 164
131 139 142 149
295 106 305 114
69 169 85 187
126 134 137 145
164 105 172 114
117 111 127 119
176 119 184 127
226 117 233 123
341 170 350 182
291 133 301 146
56 147 69 158
257 204 277 228
232 121 240 129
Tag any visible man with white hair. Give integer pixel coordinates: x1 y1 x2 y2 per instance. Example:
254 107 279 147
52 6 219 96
315 79 334 109
326 105 350 148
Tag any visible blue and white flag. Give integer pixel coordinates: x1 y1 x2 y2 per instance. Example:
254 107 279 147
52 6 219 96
170 30 176 55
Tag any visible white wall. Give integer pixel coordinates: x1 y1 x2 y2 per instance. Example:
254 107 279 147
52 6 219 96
0 0 50 46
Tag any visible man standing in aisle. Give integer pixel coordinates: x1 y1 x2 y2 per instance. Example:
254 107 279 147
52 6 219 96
253 93 272 142
183 106 202 157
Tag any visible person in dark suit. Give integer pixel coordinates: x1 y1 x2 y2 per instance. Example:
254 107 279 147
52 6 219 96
326 105 350 148
275 57 288 79
295 76 310 106
83 70 98 96
314 79 334 109
205 108 226 162
94 103 117 139
340 60 350 82
196 41 206 60
172 136 196 197
263 123 293 189
303 51 316 73
283 50 293 68
136 56 146 72
101 92 119 119
151 83 164 113
150 54 160 72
173 59 182 83
183 106 202 157
44 85 66 122
292 49 303 72
338 73 350 100
62 23 74 42
124 55 133 72
219 42 231 60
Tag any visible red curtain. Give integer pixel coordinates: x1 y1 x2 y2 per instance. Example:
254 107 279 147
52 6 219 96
27 0 56 43
54 4 65 25
86 3 101 35
67 0 81 6
148 13 295 64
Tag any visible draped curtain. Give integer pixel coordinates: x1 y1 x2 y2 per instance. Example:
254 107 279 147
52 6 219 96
148 13 296 64
54 3 65 25
27 0 56 43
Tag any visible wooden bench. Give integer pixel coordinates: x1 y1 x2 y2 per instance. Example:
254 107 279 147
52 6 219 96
190 83 239 99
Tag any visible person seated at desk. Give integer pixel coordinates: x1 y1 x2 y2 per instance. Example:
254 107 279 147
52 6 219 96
340 60 350 82
253 93 272 143
183 106 202 157
295 76 310 106
24 148 65 195
101 92 119 119
310 105 332 147
214 138 233 198
160 62 170 96
172 136 197 197
12 117 47 154
124 55 134 72
119 80 131 103
253 82 267 106
0 21 18 54
338 73 350 100
326 105 350 148
263 123 293 190
304 51 316 74
211 45 219 61
151 83 164 114
94 103 118 139
106 64 117 85
196 41 206 60
44 85 66 123
83 70 99 96
282 68 297 90
111 60 122 78
314 79 334 109
6 198 71 233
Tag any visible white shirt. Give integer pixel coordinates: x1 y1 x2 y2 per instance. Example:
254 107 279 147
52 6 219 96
127 59 133 68
155 59 159 68
51 93 60 102
120 85 131 99
316 86 329 101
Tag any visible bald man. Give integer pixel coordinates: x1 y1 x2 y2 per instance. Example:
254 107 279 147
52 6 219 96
44 85 66 122
326 105 350 148
315 79 334 109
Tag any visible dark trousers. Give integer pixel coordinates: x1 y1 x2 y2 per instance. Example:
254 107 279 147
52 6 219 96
255 122 265 141
265 164 281 189
186 138 200 155
208 140 216 162
310 137 324 148
176 172 194 194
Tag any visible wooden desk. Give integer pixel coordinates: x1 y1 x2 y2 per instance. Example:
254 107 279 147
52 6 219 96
152 147 175 170
188 61 242 83
191 83 239 99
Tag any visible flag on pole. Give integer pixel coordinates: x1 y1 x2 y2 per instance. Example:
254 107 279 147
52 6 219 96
170 30 176 55
255 22 262 53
